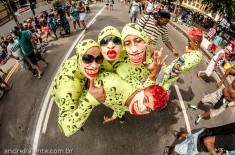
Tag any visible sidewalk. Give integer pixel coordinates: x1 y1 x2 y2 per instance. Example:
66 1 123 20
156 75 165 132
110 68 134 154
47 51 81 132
169 19 234 86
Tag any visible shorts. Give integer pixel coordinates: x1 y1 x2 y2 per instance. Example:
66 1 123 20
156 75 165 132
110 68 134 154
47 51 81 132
215 134 235 150
130 11 139 18
72 16 79 22
27 51 42 65
201 88 227 118
79 13 86 21
205 59 215 76
43 26 50 33
210 43 218 52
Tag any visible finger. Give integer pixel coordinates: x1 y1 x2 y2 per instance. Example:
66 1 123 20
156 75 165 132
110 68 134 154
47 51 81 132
89 79 95 89
161 55 168 64
142 61 149 68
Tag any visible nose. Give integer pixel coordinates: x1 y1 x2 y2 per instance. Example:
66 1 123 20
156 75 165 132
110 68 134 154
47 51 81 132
131 46 138 53
90 60 98 68
107 41 115 49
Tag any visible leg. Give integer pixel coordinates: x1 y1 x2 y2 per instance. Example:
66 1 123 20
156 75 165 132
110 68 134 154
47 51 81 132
76 19 81 28
198 70 206 77
216 68 235 87
73 21 76 31
203 136 218 155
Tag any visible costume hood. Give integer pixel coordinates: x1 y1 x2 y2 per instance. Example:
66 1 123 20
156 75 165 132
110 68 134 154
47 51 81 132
75 39 99 67
98 26 123 46
121 23 148 47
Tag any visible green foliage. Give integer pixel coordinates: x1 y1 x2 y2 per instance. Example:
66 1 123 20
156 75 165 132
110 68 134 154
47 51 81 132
53 0 61 9
201 0 235 22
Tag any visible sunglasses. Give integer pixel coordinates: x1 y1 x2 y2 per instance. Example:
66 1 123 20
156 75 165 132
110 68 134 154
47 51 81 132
100 36 122 45
82 54 104 64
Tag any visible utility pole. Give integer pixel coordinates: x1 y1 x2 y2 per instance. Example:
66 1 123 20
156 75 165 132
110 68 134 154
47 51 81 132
5 0 19 25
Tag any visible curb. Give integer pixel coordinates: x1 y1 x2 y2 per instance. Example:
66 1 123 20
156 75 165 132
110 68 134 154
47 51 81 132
169 20 232 86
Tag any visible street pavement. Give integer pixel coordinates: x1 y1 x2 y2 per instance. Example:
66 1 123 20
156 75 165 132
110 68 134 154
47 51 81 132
1 1 235 155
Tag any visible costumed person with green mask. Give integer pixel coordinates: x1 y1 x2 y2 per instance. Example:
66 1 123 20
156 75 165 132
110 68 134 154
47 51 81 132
160 28 203 92
98 26 128 72
52 39 106 137
52 38 168 137
116 23 166 89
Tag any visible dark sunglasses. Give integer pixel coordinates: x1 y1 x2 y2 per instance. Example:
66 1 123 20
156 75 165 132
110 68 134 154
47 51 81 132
82 54 104 64
100 36 122 45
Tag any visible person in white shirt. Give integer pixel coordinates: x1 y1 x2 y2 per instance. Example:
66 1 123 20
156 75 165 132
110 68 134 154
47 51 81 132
145 0 154 15
6 35 37 76
129 0 142 23
198 46 232 78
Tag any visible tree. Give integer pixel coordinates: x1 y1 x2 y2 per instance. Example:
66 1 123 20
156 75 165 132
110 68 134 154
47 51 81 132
201 0 235 22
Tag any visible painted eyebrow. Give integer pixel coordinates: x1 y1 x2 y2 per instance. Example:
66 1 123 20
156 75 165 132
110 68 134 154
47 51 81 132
146 95 149 103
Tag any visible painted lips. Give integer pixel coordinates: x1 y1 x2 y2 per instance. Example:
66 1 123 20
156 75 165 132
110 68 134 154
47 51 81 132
128 51 145 64
84 68 99 78
107 50 117 59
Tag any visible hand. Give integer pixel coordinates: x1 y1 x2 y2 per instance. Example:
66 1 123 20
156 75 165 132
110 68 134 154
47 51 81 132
34 49 38 54
103 116 115 124
143 48 168 81
128 10 130 13
172 51 179 57
88 79 106 104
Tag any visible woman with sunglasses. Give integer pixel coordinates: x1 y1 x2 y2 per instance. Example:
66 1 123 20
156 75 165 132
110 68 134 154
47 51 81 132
98 26 127 72
52 39 105 137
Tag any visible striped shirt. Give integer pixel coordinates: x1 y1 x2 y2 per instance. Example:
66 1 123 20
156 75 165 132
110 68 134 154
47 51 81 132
137 15 169 45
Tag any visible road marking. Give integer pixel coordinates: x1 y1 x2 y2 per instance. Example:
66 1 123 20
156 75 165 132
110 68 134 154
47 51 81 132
92 19 96 24
42 97 53 133
4 62 19 82
30 5 106 155
174 84 192 133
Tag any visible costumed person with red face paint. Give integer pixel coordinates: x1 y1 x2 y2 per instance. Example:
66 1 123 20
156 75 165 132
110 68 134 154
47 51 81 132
116 23 166 89
160 28 203 92
98 26 127 72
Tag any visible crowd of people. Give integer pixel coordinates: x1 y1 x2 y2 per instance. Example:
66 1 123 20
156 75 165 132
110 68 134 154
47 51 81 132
1 0 235 154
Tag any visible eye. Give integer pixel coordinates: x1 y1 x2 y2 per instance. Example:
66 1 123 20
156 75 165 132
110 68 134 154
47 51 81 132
135 38 143 43
124 41 130 47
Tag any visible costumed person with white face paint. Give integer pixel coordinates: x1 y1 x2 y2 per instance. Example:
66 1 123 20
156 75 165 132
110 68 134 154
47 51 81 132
116 23 165 89
52 39 106 137
52 39 168 136
98 26 127 72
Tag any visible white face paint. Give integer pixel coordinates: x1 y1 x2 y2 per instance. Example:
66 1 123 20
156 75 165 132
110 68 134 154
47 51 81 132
129 90 150 115
125 44 146 64
100 37 123 62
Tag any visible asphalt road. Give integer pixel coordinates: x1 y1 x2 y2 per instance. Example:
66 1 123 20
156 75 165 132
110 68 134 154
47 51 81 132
1 1 235 155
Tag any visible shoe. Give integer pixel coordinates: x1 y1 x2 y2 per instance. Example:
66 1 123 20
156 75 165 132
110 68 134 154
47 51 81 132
163 147 170 155
38 72 43 79
195 115 202 125
44 62 49 68
188 104 198 110
33 69 38 77
171 130 180 138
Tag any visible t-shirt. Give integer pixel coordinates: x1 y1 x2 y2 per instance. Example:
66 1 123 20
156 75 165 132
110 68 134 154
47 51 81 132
213 36 223 46
131 1 140 12
137 15 169 45
7 40 24 60
70 6 79 18
146 2 154 13
17 30 34 56
213 49 225 66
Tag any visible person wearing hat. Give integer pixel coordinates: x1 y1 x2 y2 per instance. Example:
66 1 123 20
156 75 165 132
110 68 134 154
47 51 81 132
52 39 168 137
198 46 232 78
137 9 179 57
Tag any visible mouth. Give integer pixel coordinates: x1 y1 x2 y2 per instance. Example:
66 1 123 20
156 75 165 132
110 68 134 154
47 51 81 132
128 51 145 64
84 68 99 78
107 50 117 59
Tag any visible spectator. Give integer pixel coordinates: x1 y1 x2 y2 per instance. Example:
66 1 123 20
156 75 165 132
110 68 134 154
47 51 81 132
57 8 71 35
207 25 217 41
129 0 141 23
78 1 87 30
84 0 91 13
6 35 37 76
188 79 235 125
137 9 179 57
109 0 114 10
105 0 109 10
70 1 81 32
48 14 58 39
145 0 154 15
210 32 223 55
13 26 48 79
164 122 235 155
39 18 56 43
216 61 235 87
198 46 232 78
